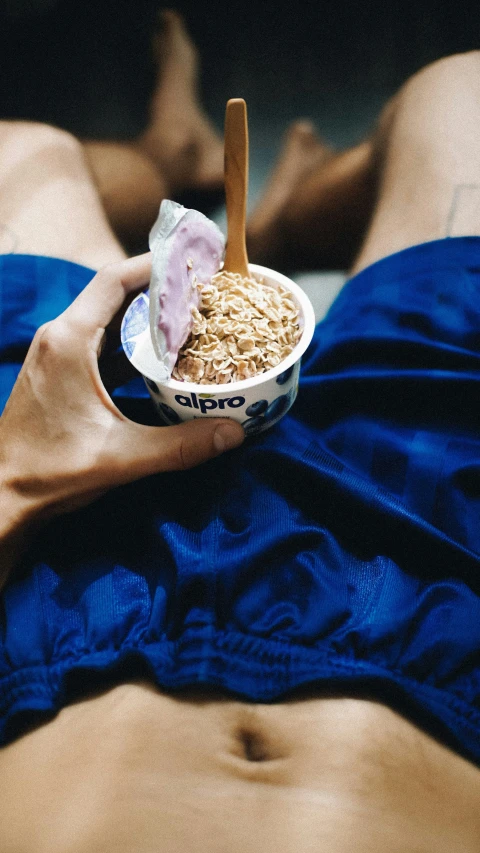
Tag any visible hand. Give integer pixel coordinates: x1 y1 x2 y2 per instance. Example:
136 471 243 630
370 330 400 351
0 253 244 533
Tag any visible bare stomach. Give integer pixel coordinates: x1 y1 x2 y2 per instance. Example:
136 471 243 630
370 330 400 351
0 682 478 853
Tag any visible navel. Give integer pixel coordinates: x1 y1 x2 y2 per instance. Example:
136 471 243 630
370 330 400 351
234 723 288 763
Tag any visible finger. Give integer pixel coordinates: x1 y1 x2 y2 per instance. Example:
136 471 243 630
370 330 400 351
61 253 152 333
111 418 245 481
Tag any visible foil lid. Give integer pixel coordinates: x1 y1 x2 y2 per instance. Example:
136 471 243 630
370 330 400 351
148 199 225 381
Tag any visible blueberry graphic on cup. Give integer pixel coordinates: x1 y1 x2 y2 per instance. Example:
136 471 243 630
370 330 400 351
242 393 292 435
145 377 160 394
242 416 266 435
276 365 294 385
264 394 290 421
245 399 268 417
157 402 182 424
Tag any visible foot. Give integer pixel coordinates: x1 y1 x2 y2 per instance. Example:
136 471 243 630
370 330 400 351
247 121 334 267
138 9 224 195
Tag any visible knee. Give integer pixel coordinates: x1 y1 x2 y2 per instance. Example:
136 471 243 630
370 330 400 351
400 50 480 103
0 120 83 169
375 50 480 146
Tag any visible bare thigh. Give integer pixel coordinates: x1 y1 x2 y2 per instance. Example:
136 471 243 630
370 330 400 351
352 51 480 275
0 120 126 269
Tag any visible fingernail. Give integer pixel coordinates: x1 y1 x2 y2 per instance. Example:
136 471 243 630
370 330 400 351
213 422 245 454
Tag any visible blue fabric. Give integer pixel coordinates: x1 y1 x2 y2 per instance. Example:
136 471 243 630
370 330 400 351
1 243 480 764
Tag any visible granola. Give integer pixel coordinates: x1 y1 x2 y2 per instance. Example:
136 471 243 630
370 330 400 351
172 271 301 384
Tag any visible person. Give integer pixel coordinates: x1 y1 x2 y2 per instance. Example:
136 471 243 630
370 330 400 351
82 9 225 256
0 12 480 848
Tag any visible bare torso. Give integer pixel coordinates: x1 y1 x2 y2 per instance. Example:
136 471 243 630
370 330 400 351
0 683 478 853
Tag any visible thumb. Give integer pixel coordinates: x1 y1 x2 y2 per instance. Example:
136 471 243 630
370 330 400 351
116 417 245 480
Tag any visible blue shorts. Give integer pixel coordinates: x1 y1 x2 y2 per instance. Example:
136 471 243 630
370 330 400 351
1 239 480 764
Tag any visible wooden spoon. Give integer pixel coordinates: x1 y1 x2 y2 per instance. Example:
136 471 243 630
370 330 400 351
223 98 250 277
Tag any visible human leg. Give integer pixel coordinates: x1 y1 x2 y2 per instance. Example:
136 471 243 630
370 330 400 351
247 125 375 271
82 141 168 256
0 120 126 269
351 51 480 274
83 10 224 254
247 51 480 274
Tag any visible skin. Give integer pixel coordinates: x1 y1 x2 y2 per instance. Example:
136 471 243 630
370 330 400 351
0 28 480 853
83 9 225 254
0 684 479 853
247 54 480 276
0 251 245 591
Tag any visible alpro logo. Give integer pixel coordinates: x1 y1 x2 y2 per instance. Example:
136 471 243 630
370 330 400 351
175 392 246 414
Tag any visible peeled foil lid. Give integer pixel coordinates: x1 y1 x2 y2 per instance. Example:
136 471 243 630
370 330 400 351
148 199 225 381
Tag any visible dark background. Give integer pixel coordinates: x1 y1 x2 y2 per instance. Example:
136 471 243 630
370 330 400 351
0 0 479 202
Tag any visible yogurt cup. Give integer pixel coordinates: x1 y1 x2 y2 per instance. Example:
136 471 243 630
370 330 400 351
121 264 316 436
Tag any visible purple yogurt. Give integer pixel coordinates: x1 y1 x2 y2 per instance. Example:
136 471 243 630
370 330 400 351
148 200 225 380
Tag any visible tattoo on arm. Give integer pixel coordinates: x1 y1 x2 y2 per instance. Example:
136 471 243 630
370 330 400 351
446 184 480 237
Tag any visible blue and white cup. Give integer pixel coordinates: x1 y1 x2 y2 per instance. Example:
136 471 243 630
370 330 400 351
121 264 316 436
